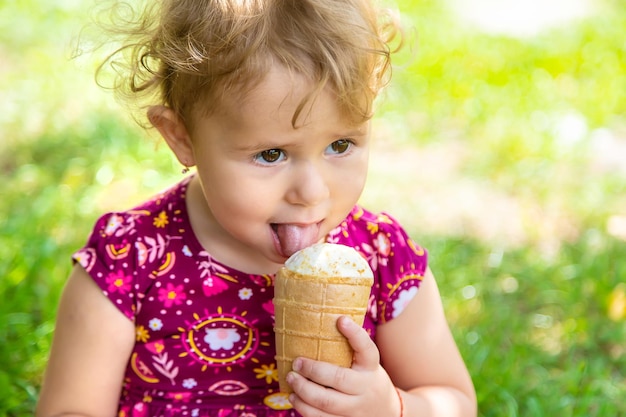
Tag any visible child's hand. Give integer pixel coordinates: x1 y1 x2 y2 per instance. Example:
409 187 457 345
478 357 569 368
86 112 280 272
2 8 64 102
286 316 401 417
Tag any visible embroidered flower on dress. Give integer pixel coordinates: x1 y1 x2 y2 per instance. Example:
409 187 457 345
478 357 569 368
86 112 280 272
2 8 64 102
73 251 87 268
104 214 124 236
238 287 253 300
373 232 392 257
149 318 163 331
254 363 278 384
392 287 418 318
136 325 150 342
153 210 169 228
202 276 228 297
105 270 132 294
204 328 241 350
263 392 293 410
158 283 187 308
360 233 391 271
366 221 379 234
182 378 198 389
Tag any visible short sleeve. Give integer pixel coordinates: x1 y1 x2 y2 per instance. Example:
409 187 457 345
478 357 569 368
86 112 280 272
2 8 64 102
371 212 428 323
72 212 140 321
331 207 428 326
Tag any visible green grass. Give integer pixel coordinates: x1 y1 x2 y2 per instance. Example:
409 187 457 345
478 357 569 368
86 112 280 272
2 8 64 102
430 235 626 416
2 0 625 415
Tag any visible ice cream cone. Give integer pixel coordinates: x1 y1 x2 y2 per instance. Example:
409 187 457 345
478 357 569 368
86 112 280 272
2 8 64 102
273 243 373 393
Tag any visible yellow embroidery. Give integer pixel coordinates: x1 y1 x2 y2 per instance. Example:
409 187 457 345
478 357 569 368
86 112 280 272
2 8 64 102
136 325 150 343
254 363 278 384
367 222 379 234
153 210 169 228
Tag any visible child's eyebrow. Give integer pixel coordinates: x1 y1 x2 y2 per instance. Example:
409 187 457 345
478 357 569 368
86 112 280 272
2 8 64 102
339 128 369 137
227 124 370 153
228 137 297 153
234 141 286 152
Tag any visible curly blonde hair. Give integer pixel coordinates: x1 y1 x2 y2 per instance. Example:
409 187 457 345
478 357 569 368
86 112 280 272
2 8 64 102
97 0 400 127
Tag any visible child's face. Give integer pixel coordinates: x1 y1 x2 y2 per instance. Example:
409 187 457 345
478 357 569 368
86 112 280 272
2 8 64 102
187 64 370 273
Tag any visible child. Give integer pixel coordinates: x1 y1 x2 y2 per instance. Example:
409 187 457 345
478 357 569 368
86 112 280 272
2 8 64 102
37 0 476 416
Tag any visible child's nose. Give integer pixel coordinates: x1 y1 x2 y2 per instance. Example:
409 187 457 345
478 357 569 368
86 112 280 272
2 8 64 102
285 160 330 206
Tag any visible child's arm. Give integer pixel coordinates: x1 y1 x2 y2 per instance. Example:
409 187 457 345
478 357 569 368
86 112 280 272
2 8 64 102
36 265 136 417
376 268 476 416
287 268 477 417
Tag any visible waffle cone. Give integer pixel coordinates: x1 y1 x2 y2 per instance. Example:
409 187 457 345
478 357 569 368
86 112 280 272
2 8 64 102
274 266 373 393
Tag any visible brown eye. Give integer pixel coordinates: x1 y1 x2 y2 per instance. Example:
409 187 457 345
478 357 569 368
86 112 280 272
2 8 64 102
256 149 284 164
329 139 351 154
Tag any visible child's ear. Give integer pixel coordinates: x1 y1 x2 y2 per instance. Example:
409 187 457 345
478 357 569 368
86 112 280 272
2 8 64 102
147 106 195 168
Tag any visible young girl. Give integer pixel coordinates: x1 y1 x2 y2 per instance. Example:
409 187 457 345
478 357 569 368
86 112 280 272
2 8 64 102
37 0 476 416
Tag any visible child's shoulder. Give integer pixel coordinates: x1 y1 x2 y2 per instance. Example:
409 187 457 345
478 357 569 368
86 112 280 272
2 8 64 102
74 178 192 272
340 206 429 324
90 178 190 240
341 205 417 243
348 205 403 228
332 205 428 271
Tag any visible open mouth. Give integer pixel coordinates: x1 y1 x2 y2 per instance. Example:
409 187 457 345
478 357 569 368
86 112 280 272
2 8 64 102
270 222 321 258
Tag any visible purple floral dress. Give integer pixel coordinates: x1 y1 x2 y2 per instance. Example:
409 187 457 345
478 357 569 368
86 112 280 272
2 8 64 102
73 176 428 417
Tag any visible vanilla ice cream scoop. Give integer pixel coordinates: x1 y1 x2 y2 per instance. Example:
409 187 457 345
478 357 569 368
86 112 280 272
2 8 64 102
284 242 374 278
274 243 374 393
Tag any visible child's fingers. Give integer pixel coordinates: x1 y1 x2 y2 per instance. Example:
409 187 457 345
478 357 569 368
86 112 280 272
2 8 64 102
291 356 358 394
337 315 380 371
288 316 380 395
287 370 354 416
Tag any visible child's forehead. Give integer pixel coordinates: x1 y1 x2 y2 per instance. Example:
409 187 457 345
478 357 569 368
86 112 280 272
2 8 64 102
196 63 331 120
237 65 313 107
191 65 365 133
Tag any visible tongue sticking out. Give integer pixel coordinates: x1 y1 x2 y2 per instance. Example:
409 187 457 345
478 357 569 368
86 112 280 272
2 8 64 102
274 223 320 258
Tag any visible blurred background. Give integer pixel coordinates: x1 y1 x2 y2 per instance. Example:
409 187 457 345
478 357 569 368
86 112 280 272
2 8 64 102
1 0 625 415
